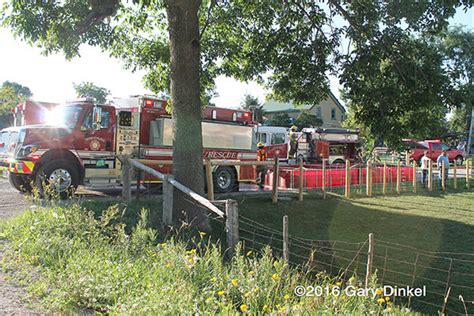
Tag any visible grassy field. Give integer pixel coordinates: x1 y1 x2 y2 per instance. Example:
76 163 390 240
224 189 474 314
0 203 415 314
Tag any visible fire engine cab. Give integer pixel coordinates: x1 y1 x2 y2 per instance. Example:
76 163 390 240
0 96 257 197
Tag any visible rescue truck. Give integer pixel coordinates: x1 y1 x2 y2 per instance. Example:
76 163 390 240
255 126 360 164
0 96 258 197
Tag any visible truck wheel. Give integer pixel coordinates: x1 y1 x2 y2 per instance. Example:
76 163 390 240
455 156 463 166
332 159 345 165
213 166 237 193
9 173 32 193
35 159 79 199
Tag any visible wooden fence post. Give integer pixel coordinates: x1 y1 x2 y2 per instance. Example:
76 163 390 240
272 158 279 203
441 161 446 192
428 159 433 191
122 155 132 202
205 158 214 201
225 199 239 256
396 161 401 194
162 174 174 226
453 163 457 189
298 160 304 201
345 159 350 199
383 162 387 195
467 161 471 190
412 160 417 193
322 159 326 199
283 215 289 263
365 233 375 288
366 160 372 197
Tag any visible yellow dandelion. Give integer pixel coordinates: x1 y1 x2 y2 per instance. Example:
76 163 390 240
165 263 172 269
262 305 268 312
231 279 239 286
253 287 259 293
375 288 383 295
205 297 212 303
240 304 248 312
160 242 166 247
385 296 390 302
272 273 280 281
244 292 251 298
336 281 342 286
249 271 255 276
278 304 286 311
217 290 226 296
284 294 290 300
199 231 207 237
377 298 385 304
246 250 253 257
186 249 196 255
211 277 217 283
188 257 195 265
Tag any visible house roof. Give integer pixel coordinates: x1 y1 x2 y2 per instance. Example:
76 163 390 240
262 92 346 114
262 100 313 113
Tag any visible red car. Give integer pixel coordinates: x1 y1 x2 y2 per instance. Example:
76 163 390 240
409 140 465 166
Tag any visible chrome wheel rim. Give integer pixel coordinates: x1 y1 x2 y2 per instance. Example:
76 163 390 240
48 169 72 192
217 170 231 190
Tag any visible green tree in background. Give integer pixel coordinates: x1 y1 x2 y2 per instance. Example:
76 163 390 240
294 111 323 130
270 113 292 128
73 82 110 104
439 27 474 139
0 81 32 129
241 93 264 123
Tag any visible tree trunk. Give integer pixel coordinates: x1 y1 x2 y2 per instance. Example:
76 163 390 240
166 0 211 231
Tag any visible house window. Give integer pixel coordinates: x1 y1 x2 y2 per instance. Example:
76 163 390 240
315 107 322 118
331 108 336 120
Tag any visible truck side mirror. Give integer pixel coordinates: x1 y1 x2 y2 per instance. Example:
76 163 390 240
92 106 102 130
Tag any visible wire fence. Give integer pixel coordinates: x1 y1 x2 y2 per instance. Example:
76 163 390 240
206 213 474 315
125 157 474 315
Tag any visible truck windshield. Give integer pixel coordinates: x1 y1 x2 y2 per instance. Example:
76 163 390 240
45 104 83 128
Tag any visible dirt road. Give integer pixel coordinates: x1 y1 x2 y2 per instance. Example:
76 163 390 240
0 178 38 315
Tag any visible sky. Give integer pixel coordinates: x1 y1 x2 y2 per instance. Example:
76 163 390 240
0 5 472 109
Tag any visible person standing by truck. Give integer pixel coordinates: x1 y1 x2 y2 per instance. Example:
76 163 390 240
436 150 449 187
289 125 299 160
421 150 430 187
256 142 268 190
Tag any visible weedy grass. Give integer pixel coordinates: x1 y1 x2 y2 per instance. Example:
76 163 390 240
0 204 414 314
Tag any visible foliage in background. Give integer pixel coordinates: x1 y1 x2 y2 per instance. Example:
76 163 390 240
0 204 411 314
270 113 292 128
439 27 474 139
73 81 110 104
294 111 323 130
0 81 32 129
241 93 264 123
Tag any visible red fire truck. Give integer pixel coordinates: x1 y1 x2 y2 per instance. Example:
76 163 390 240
0 96 258 197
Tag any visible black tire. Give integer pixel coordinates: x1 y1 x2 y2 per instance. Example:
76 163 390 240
35 159 79 199
332 159 345 165
213 166 237 193
454 155 463 166
9 173 33 193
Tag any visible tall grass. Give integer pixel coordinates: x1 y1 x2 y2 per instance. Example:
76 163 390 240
0 204 413 314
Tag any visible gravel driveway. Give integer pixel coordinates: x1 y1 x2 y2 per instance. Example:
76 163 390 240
0 177 38 315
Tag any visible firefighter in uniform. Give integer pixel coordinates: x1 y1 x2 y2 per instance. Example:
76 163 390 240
289 125 299 159
256 142 268 189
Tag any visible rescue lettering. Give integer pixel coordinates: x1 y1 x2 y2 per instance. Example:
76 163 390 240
205 151 239 159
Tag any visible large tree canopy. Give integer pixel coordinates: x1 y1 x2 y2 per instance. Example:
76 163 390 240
1 0 471 224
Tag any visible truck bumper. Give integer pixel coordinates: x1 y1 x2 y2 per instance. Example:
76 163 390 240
0 158 36 178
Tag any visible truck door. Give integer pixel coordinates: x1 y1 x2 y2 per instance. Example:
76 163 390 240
78 106 115 153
